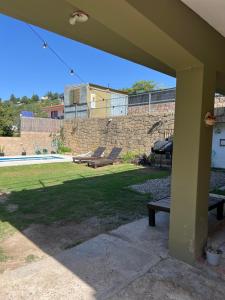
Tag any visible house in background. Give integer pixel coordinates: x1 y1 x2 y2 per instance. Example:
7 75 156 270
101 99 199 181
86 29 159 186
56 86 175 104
64 83 128 119
42 104 64 119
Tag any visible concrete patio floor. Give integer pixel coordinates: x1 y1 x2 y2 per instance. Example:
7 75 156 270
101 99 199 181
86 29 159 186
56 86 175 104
1 212 225 300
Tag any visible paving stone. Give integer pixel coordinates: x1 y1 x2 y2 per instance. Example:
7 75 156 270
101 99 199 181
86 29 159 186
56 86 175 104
111 258 225 300
0 233 161 300
1 218 225 300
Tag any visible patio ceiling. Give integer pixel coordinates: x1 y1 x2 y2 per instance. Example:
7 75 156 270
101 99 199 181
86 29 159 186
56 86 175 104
0 0 225 92
0 0 174 77
181 0 225 38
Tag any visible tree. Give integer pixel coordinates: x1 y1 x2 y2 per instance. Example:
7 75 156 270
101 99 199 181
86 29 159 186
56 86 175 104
31 94 40 102
45 91 59 100
20 96 29 104
9 93 19 104
0 103 16 136
122 80 158 94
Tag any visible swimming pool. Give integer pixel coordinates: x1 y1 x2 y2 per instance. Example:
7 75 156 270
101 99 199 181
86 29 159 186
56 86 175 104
0 155 63 162
0 155 72 167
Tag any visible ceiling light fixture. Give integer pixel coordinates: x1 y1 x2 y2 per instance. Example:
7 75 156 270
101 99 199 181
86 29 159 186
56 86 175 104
69 10 89 25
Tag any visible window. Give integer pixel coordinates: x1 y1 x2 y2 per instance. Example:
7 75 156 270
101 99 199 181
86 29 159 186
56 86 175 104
90 93 96 108
220 139 225 147
51 111 58 119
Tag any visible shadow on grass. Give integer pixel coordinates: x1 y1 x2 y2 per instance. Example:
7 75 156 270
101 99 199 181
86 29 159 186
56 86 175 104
0 165 169 295
1 167 169 230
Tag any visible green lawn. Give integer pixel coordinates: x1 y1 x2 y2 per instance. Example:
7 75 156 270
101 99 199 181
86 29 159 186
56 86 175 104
0 163 168 240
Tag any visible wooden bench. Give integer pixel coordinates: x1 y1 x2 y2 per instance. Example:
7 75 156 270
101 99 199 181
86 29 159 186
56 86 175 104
147 194 225 226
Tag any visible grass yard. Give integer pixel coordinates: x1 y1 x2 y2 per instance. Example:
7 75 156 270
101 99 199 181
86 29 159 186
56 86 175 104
0 162 168 235
0 162 168 271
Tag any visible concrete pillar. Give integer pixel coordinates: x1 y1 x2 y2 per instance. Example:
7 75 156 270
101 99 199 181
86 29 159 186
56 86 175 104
169 66 216 264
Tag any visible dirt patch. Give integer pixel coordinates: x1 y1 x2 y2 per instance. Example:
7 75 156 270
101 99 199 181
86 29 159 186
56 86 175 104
0 216 122 273
0 192 9 204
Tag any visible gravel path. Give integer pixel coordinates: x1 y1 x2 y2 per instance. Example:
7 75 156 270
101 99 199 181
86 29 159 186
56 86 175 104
130 171 225 200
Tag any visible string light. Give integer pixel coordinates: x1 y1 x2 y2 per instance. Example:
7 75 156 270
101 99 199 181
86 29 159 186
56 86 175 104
25 22 115 103
42 42 48 49
26 23 77 77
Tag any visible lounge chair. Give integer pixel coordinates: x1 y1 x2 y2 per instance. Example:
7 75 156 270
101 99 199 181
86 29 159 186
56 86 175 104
73 147 106 163
87 147 122 168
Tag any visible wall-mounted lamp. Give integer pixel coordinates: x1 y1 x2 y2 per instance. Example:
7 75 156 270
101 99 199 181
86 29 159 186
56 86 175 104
204 112 216 126
69 10 89 25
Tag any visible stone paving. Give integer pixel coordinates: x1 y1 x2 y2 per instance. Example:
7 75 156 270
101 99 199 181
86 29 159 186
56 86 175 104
130 170 225 200
1 215 225 299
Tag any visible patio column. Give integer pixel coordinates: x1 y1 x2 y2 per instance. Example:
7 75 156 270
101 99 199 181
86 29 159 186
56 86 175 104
169 66 216 264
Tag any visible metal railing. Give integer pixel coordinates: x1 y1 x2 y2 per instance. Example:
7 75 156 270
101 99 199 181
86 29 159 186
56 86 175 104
64 88 176 120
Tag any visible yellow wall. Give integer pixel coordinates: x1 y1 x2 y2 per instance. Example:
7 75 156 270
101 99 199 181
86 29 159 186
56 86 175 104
87 87 111 118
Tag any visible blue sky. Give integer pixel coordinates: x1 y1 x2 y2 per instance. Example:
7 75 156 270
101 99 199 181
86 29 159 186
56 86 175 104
0 13 176 100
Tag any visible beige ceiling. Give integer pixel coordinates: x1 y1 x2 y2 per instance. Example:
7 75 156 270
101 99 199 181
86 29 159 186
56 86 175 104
0 0 225 90
181 0 225 38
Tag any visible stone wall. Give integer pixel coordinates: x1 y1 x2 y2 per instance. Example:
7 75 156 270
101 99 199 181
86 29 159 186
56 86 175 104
63 113 174 155
0 132 54 156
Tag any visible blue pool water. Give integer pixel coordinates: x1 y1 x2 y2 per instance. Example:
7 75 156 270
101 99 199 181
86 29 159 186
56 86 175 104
0 156 63 162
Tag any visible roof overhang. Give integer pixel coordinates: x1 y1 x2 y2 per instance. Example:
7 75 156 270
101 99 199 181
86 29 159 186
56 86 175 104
0 0 225 91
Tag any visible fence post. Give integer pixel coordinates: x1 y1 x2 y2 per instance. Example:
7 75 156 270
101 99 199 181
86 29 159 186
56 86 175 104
125 95 128 116
148 92 152 114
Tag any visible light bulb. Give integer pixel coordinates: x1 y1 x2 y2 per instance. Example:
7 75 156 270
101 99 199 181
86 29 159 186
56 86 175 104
43 42 48 49
70 69 75 75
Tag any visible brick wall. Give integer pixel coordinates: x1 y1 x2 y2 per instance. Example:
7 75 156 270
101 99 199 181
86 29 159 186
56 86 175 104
0 132 54 156
63 113 174 155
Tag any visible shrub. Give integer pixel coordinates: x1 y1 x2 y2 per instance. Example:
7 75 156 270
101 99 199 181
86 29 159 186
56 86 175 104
57 145 72 154
42 149 48 154
35 150 42 155
121 151 138 163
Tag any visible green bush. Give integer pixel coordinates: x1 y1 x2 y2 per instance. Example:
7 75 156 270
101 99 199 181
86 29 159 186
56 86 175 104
35 150 42 155
42 149 48 154
121 151 138 163
57 145 72 154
